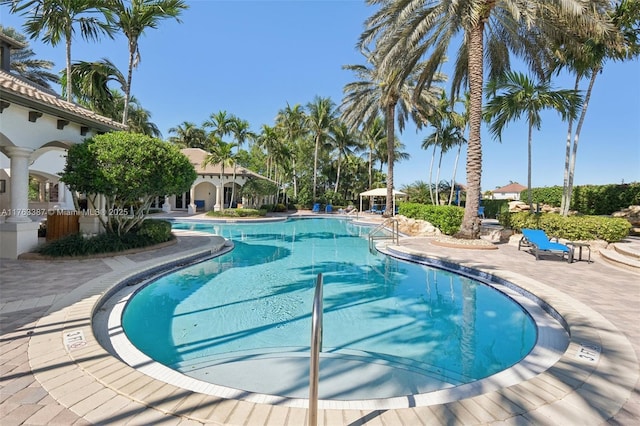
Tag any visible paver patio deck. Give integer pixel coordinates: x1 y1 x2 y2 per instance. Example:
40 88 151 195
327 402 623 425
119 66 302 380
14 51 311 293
1 212 638 425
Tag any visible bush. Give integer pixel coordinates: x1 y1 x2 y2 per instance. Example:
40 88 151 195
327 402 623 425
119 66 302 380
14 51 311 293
36 219 173 257
521 183 640 214
207 208 267 217
398 202 464 235
135 219 172 245
508 212 630 242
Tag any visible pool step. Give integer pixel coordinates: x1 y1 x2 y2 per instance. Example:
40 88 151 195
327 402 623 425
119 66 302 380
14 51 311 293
599 238 640 272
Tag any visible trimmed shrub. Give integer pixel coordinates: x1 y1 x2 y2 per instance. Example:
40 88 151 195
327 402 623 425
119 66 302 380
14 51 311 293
135 219 172 245
398 202 464 235
207 208 267 217
508 212 630 242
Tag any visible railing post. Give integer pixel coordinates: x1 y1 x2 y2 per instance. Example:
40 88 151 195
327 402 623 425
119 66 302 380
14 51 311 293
309 273 323 426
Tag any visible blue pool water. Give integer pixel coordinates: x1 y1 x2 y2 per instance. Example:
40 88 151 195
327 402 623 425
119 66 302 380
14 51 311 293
122 218 536 399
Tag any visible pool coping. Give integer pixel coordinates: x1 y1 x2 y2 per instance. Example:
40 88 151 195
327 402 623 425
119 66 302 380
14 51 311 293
27 231 639 424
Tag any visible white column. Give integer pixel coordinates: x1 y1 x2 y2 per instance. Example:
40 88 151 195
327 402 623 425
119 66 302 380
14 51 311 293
6 146 34 223
187 186 197 214
215 184 223 211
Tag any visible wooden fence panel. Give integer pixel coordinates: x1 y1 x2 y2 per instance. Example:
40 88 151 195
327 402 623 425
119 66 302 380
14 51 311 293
46 212 80 241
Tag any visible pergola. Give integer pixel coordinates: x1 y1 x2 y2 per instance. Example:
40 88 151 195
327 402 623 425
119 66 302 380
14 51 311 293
359 188 406 214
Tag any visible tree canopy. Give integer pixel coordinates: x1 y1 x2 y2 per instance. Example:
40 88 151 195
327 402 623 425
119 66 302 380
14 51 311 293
61 131 196 234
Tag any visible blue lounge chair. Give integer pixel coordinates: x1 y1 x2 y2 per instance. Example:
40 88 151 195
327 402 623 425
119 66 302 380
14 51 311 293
312 203 320 213
478 206 485 219
325 204 333 213
518 229 573 262
370 205 382 214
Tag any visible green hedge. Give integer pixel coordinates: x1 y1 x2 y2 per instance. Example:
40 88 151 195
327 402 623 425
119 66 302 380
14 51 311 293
36 219 174 257
506 212 630 242
207 208 267 217
522 183 640 215
398 202 464 235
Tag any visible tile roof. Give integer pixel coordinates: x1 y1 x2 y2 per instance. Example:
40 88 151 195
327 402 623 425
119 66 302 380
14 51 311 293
181 148 270 181
492 182 527 193
0 70 126 132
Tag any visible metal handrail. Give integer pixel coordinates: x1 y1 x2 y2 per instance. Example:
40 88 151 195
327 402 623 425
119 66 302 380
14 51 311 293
368 218 399 251
308 273 323 426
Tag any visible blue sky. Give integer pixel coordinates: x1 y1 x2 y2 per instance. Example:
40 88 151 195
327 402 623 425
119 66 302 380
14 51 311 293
2 0 639 191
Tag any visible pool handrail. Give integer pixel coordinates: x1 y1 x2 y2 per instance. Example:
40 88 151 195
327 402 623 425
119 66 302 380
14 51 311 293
309 273 323 426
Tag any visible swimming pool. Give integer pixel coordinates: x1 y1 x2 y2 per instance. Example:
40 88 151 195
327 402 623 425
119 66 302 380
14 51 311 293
119 218 543 403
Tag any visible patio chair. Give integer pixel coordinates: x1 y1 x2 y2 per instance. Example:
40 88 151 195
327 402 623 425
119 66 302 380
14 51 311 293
312 203 321 213
370 205 382 214
518 228 573 262
478 206 485 219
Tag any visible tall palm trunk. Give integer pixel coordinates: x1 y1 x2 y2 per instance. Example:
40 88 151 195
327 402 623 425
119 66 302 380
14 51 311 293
562 67 599 216
560 76 580 215
65 28 72 102
313 135 320 201
368 149 373 188
428 143 436 204
385 102 396 216
456 23 483 239
527 122 534 212
448 144 462 205
123 38 136 125
435 149 444 205
334 155 341 193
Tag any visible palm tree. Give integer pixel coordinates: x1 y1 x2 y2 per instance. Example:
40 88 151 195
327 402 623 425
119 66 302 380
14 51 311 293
125 96 161 137
204 110 233 139
361 0 611 237
329 122 362 194
60 57 125 115
3 0 114 101
0 25 58 88
203 137 237 209
358 116 386 189
306 96 337 202
168 121 207 149
553 0 640 215
108 0 187 124
341 52 443 215
228 116 255 206
276 103 307 198
422 122 465 205
483 71 582 212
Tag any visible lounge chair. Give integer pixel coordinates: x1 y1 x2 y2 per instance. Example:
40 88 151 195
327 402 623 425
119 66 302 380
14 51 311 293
478 206 485 219
518 228 573 262
325 204 333 213
370 205 382 214
312 203 320 213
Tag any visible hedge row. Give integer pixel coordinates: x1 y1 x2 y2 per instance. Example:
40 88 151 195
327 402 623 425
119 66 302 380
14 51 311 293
504 212 630 243
522 183 639 215
207 208 268 217
398 202 464 235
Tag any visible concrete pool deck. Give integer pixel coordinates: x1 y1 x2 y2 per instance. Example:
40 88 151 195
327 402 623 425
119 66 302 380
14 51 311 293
1 213 638 425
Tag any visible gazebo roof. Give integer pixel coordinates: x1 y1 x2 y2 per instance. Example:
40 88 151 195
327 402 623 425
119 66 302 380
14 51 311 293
181 148 270 180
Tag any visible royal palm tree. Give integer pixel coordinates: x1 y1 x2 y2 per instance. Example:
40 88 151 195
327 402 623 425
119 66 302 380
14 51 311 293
483 71 582 212
108 0 187 124
552 0 640 215
203 138 237 209
329 122 362 194
361 0 611 237
3 0 114 101
422 122 465 205
168 121 207 149
342 52 443 215
228 116 255 206
0 25 58 88
358 116 386 189
306 96 337 202
276 103 307 198
204 110 233 139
